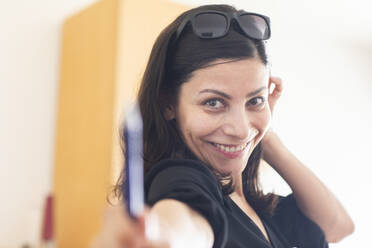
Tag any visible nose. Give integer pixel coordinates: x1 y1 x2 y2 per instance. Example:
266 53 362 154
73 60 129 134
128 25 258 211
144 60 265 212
221 108 254 140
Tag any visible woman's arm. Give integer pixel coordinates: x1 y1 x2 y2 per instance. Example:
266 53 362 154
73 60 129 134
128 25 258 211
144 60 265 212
262 130 355 243
149 199 214 247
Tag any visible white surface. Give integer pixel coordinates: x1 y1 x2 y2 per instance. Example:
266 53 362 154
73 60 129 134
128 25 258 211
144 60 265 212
0 1 97 247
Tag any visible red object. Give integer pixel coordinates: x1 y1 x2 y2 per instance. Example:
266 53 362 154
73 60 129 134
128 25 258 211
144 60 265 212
41 194 54 241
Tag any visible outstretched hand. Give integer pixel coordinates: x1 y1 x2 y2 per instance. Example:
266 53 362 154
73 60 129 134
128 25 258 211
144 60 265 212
90 205 169 248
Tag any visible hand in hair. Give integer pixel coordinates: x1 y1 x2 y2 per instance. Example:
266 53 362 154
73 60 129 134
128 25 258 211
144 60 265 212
267 75 283 116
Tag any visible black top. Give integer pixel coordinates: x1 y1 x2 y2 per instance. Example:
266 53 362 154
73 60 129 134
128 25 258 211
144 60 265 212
145 159 328 248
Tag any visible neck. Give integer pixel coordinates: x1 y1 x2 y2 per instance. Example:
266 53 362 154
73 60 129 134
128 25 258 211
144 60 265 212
231 173 244 198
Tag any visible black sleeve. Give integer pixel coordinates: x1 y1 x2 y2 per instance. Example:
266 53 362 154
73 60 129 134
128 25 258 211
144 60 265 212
145 159 228 248
271 193 329 248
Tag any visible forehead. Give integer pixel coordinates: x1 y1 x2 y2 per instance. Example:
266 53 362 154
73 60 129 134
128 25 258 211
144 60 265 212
182 58 268 93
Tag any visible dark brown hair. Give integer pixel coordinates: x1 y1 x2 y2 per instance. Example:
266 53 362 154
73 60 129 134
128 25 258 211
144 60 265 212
114 4 278 216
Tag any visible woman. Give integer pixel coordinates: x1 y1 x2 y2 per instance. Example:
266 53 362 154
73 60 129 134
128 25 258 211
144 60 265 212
92 4 354 248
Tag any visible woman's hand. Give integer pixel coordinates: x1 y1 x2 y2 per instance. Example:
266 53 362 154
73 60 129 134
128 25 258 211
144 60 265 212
90 205 169 248
267 76 283 116
91 199 213 248
262 76 283 146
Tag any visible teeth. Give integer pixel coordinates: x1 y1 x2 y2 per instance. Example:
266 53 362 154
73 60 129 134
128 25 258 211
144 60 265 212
214 142 248 153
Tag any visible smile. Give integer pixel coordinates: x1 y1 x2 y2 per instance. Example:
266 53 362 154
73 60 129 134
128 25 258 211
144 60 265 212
209 141 252 159
210 142 249 153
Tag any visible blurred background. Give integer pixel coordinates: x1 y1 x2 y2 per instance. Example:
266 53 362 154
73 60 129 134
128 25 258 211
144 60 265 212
1 0 371 247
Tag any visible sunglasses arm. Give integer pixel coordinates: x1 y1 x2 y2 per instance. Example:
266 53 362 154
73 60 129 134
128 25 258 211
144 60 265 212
174 18 191 42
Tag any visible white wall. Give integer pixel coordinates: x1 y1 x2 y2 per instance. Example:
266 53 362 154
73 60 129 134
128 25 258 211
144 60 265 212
0 1 97 247
264 17 372 248
266 5 372 247
1 0 371 247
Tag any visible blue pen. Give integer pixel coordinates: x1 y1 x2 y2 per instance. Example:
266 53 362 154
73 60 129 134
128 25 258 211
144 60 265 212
123 104 144 219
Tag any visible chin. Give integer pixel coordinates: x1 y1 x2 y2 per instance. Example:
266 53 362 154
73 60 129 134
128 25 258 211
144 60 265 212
212 157 248 175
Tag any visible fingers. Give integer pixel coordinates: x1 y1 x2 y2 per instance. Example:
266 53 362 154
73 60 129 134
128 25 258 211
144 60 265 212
269 76 283 98
268 76 284 114
91 204 170 248
92 205 149 248
142 240 170 248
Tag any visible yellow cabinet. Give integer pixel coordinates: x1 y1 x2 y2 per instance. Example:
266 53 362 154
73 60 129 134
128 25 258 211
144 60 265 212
54 1 188 247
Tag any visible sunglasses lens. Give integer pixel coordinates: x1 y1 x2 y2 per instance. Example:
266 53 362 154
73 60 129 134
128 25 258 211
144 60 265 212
239 14 269 39
194 13 228 38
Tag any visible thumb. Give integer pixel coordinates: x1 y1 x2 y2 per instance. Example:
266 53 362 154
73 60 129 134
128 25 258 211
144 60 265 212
136 214 146 237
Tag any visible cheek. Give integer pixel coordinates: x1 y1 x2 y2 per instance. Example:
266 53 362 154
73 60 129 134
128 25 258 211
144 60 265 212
178 109 218 141
176 104 211 142
255 107 272 138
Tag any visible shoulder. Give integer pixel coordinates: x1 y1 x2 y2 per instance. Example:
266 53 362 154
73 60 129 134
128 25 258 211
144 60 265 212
145 159 217 184
144 159 229 248
145 159 224 205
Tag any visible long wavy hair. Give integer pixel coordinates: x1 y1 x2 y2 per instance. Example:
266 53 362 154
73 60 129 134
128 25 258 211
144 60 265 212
114 4 278 216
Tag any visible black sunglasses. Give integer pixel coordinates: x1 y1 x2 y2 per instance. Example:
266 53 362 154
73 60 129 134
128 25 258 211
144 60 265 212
174 10 271 42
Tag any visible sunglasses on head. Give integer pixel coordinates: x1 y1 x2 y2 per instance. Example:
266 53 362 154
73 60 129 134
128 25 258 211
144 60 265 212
174 10 271 43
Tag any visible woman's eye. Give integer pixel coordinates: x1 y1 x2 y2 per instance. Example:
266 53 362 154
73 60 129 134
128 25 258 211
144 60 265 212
203 99 225 109
248 97 266 107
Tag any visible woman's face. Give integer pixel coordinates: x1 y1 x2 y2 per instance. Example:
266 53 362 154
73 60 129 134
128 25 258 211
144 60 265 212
170 58 271 177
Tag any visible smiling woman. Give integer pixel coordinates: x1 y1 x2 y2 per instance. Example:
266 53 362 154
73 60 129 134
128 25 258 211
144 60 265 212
91 4 354 248
168 59 270 177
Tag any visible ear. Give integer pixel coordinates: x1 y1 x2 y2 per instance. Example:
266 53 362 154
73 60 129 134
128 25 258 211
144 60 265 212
163 105 175 120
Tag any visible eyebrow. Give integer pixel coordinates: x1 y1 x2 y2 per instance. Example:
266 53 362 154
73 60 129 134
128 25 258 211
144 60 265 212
199 86 267 99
